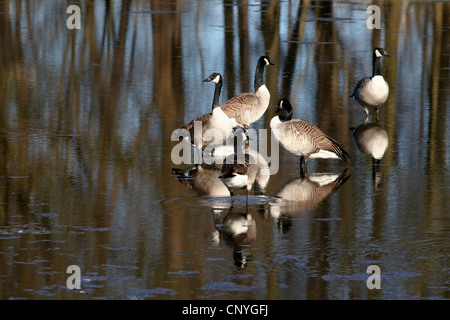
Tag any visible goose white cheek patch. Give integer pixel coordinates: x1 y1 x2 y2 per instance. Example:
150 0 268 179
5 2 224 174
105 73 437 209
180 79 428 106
212 75 221 84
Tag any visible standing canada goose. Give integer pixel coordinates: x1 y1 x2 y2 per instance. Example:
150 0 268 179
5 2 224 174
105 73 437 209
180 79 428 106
221 56 274 130
182 72 236 149
351 48 391 120
270 98 350 175
219 129 267 203
220 153 258 198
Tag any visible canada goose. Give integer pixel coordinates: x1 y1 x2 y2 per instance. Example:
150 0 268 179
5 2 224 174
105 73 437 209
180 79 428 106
220 153 258 196
270 98 350 175
221 56 274 130
219 129 268 202
212 135 270 193
351 48 391 120
182 73 236 149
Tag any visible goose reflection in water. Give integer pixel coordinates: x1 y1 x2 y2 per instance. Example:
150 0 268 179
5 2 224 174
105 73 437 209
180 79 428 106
211 205 256 268
350 119 389 187
270 170 351 233
171 164 231 197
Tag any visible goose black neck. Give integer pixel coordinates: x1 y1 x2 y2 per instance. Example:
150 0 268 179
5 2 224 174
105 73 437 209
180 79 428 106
279 101 293 122
233 129 247 155
281 108 293 122
372 53 382 77
211 77 223 110
254 60 266 92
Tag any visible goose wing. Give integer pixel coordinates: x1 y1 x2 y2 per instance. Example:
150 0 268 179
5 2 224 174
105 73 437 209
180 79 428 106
351 77 370 98
182 113 212 142
220 93 259 118
183 113 211 132
220 153 258 177
289 120 350 162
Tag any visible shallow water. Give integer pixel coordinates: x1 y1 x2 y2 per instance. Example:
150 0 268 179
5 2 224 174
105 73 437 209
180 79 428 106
0 0 449 300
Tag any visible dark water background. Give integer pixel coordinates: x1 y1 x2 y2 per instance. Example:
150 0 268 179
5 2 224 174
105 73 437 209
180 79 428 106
0 0 449 300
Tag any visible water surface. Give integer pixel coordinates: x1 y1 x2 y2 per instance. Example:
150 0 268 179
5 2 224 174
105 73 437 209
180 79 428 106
0 0 449 300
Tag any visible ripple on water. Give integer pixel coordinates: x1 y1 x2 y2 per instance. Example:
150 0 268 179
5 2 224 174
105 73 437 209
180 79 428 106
127 287 177 299
200 281 254 292
167 270 200 277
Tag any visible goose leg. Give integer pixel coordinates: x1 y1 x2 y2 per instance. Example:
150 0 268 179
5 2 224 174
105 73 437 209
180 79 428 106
245 189 249 212
300 156 307 176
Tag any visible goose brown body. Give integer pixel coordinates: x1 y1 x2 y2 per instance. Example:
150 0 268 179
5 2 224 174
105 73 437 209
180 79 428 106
220 56 274 130
272 118 350 162
270 98 350 173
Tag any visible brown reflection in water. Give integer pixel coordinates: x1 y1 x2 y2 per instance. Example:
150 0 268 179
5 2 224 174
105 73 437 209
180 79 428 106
0 0 448 300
